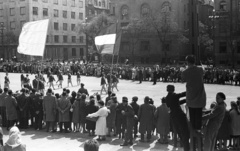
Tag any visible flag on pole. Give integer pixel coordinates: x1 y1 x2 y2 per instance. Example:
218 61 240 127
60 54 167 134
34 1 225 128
17 19 49 56
95 23 121 55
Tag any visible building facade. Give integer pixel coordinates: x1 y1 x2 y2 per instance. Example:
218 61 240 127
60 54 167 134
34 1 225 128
109 0 190 65
0 0 86 61
214 0 240 67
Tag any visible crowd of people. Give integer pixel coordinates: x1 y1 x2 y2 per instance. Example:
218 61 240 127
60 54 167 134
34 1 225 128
1 61 240 86
0 55 240 151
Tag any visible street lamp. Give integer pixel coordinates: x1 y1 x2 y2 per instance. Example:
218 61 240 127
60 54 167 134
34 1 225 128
0 22 5 60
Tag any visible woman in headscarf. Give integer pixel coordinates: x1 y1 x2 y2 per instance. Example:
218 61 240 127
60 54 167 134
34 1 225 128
4 126 26 151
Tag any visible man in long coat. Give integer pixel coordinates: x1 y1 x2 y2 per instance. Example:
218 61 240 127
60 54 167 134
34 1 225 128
0 88 8 127
17 88 29 129
57 92 71 133
138 96 155 142
5 90 18 130
43 88 57 132
32 93 43 130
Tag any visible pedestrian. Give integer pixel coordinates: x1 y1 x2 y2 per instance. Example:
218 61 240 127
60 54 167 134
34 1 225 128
130 96 139 138
202 92 226 151
72 93 80 132
0 88 8 127
120 97 134 146
87 100 109 141
4 72 10 89
115 99 126 139
76 71 81 86
67 72 73 87
181 55 206 135
155 97 170 144
4 126 26 151
85 97 98 136
78 83 89 96
48 73 55 90
106 96 117 137
138 96 155 142
32 92 43 130
100 74 107 95
57 72 63 88
43 88 57 132
79 94 87 133
57 91 71 133
4 90 18 130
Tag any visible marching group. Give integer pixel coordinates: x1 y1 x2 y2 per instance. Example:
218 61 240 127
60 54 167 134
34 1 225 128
0 55 240 151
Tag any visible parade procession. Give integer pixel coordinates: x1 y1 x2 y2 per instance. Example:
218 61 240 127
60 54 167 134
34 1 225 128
1 0 240 151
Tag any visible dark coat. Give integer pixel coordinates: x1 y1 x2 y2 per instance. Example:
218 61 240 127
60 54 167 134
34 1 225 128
85 104 98 130
43 94 57 122
138 103 155 134
5 95 18 121
17 94 28 118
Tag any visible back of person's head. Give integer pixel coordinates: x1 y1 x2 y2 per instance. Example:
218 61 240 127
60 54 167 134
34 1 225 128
185 55 195 65
144 96 150 104
81 94 86 100
96 94 101 101
161 97 166 104
84 139 99 151
71 91 77 98
66 89 70 94
167 85 175 92
47 88 52 94
132 96 138 102
55 93 60 99
8 90 13 96
32 89 36 94
4 88 8 93
62 92 67 97
98 100 104 107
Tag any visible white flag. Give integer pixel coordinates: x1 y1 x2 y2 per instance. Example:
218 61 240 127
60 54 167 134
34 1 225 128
17 19 49 56
95 34 116 54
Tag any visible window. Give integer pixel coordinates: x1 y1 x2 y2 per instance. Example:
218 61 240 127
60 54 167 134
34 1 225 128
54 9 58 17
43 8 48 16
33 7 38 15
141 3 150 17
63 35 68 43
79 1 83 8
161 1 172 12
71 12 75 19
99 1 101 7
46 35 49 43
71 24 75 31
10 21 15 30
63 11 67 18
141 41 150 51
94 0 97 6
79 12 83 20
20 7 26 15
72 48 76 56
237 42 240 53
219 42 227 53
33 0 38 1
0 9 3 17
54 0 58 4
10 8 15 16
54 35 59 43
20 20 26 28
63 0 67 6
72 36 76 43
102 0 105 7
220 1 227 11
72 0 75 7
54 22 59 30
42 0 48 2
63 23 67 30
80 48 84 56
79 36 84 43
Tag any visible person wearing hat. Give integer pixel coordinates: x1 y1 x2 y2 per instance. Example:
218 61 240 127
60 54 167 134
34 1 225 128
165 85 190 151
4 126 26 151
138 96 155 142
16 88 28 129
182 55 206 135
78 83 89 96
130 96 139 138
120 97 134 146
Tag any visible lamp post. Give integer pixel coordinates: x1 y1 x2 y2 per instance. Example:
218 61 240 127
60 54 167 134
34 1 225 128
0 22 5 60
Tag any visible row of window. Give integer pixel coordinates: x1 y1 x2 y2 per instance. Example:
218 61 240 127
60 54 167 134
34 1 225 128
44 48 85 58
54 22 79 31
47 35 84 43
88 0 107 8
33 0 83 8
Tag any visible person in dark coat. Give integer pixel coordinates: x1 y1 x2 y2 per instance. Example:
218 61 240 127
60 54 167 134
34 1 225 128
153 69 157 85
27 89 38 127
138 68 143 84
165 85 190 151
32 76 38 90
32 93 43 130
130 96 139 138
120 97 134 146
16 88 29 129
0 88 8 127
78 83 89 96
79 94 87 133
85 98 99 136
138 96 155 142
5 90 18 129
115 101 126 139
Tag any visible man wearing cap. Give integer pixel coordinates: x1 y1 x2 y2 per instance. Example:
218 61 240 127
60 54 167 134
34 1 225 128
182 55 206 135
120 97 134 146
165 85 190 151
130 96 139 138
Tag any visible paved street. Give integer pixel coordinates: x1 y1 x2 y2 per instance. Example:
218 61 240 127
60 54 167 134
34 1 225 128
1 72 240 151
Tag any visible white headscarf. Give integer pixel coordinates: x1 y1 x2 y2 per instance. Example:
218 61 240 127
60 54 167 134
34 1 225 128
5 126 22 149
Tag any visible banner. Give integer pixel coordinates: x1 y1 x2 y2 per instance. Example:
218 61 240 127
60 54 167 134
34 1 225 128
17 19 49 56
